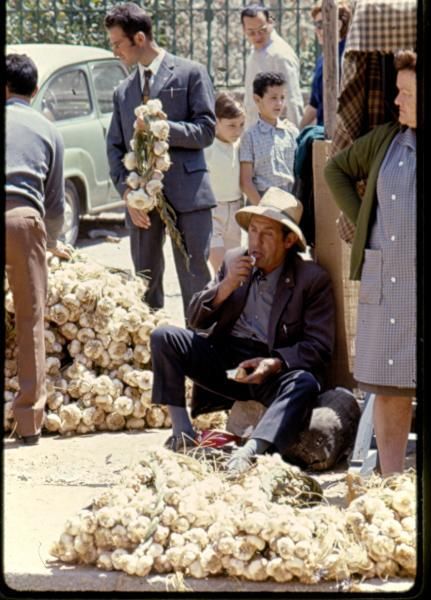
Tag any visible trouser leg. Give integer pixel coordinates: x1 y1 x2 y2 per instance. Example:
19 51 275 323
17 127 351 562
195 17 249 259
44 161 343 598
6 206 48 437
150 326 251 407
171 209 212 317
128 209 165 309
250 370 320 454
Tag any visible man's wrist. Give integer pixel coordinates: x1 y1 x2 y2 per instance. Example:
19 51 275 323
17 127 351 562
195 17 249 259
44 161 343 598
272 357 284 373
271 354 287 373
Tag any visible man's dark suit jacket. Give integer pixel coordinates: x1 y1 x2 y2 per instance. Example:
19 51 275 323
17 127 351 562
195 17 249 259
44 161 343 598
107 52 216 213
187 247 335 416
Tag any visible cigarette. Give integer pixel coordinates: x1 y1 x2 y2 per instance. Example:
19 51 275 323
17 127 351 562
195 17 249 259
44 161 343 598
250 255 256 266
226 367 247 380
226 368 238 379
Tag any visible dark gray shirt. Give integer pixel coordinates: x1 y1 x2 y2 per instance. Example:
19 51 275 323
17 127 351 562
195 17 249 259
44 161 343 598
6 98 65 245
230 263 284 344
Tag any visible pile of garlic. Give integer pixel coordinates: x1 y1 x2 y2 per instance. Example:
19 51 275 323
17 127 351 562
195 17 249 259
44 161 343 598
50 450 416 583
4 253 225 436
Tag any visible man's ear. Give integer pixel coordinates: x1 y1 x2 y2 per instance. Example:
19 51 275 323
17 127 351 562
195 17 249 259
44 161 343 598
253 93 261 105
31 85 39 99
284 232 299 250
134 31 147 47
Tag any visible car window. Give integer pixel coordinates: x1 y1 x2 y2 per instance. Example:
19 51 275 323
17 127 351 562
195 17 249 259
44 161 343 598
91 62 126 114
41 69 92 122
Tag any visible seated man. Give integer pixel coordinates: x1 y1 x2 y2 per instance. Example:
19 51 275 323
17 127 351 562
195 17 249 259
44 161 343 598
150 187 335 475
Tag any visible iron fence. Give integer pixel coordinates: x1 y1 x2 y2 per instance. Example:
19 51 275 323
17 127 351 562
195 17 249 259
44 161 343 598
6 0 318 90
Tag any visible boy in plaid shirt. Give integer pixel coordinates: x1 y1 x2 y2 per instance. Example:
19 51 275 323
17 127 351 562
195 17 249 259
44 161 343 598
240 72 298 205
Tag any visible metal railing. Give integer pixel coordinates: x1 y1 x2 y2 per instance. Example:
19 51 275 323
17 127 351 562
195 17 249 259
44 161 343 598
6 0 318 89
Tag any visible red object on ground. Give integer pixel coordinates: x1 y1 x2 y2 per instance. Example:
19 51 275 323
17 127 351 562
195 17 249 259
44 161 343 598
198 429 241 448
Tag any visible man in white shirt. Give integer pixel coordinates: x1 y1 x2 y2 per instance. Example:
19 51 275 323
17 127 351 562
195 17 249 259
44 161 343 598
241 4 303 128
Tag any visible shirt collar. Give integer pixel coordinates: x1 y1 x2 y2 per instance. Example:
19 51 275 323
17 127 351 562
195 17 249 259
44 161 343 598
257 116 289 132
138 49 166 81
6 97 31 107
255 29 277 53
397 127 416 151
253 262 284 285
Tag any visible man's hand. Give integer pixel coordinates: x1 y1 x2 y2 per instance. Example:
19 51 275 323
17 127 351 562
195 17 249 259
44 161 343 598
49 240 73 260
234 357 283 385
225 254 255 290
123 189 151 229
211 254 255 308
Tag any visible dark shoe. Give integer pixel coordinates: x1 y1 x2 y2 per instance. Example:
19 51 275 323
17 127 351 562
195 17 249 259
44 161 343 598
15 433 41 446
164 433 198 453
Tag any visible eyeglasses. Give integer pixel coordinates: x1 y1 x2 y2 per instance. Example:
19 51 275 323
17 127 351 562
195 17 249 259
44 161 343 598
245 24 270 37
313 21 324 30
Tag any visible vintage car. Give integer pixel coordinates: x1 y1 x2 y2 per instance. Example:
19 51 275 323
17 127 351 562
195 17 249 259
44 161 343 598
7 43 129 244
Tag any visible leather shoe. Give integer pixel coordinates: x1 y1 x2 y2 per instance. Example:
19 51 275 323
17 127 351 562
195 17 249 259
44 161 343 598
18 433 41 446
164 433 198 453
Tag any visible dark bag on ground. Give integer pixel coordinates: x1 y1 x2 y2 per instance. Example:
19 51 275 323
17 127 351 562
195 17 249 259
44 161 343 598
226 387 361 472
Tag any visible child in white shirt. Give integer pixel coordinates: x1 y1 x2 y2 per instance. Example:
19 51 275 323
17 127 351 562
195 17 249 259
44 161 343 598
204 92 245 272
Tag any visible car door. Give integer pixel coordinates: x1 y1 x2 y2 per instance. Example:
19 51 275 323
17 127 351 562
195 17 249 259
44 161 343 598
36 64 111 210
89 60 129 203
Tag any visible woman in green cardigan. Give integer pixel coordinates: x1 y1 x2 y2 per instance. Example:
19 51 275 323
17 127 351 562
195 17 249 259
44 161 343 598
324 50 416 476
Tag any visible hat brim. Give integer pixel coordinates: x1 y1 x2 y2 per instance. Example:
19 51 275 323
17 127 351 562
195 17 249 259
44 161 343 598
235 206 307 250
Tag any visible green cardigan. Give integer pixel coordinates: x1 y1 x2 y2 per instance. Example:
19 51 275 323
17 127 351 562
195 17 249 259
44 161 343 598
324 122 401 280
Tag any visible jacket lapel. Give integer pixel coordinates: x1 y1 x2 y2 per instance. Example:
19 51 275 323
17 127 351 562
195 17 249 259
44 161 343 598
130 68 143 109
267 259 295 349
150 53 176 99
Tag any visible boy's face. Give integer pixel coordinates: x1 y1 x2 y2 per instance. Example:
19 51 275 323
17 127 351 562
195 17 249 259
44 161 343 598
253 85 286 123
215 115 245 143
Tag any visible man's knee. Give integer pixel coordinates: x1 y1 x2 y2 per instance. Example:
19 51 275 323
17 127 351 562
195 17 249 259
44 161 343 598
150 325 182 355
284 369 320 396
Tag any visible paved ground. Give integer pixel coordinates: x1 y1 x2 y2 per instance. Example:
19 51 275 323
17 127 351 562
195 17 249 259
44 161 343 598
2 214 416 595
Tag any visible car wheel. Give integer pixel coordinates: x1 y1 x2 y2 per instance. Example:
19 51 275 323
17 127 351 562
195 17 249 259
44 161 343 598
61 180 80 246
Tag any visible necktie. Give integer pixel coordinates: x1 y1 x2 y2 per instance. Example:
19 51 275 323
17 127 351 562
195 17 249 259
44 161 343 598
142 68 152 104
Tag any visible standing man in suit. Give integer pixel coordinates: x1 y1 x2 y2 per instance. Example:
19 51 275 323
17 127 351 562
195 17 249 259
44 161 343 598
150 188 335 475
105 2 216 313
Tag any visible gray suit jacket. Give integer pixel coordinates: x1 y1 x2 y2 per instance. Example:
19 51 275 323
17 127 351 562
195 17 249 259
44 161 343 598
107 52 217 213
188 248 335 397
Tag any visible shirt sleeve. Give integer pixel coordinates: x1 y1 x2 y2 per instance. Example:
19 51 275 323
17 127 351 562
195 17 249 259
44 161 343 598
274 55 304 128
43 128 65 217
239 129 254 163
309 57 323 110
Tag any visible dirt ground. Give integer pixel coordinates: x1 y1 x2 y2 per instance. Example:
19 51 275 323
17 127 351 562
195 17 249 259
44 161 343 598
3 428 416 595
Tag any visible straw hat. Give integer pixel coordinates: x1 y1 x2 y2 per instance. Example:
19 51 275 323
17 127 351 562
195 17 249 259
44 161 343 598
235 187 307 250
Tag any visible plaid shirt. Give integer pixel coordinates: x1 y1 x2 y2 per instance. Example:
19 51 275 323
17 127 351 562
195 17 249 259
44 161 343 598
344 0 416 54
239 117 298 194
